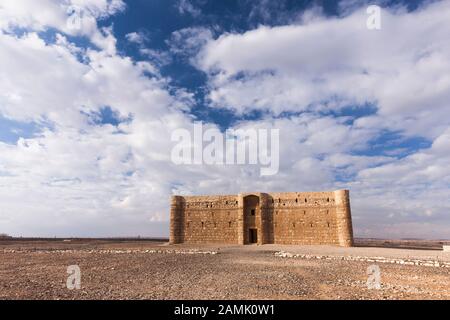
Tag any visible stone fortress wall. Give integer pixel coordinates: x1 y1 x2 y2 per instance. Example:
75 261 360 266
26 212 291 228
170 190 353 247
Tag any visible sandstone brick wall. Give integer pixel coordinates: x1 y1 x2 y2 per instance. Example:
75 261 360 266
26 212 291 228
170 195 240 244
270 191 339 245
169 190 353 247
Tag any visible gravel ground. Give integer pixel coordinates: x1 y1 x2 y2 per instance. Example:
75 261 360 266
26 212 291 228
0 240 449 300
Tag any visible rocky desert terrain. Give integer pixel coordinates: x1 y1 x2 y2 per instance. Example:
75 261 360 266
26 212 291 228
0 239 449 300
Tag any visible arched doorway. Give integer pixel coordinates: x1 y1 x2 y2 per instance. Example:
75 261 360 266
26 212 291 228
243 195 259 244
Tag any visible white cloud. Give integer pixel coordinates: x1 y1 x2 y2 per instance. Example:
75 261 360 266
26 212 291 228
175 0 201 17
0 0 125 31
126 31 172 66
139 48 172 67
196 1 450 139
125 31 147 45
0 0 125 54
167 27 213 59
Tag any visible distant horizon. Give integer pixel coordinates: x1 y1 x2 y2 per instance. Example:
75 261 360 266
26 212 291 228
2 236 450 242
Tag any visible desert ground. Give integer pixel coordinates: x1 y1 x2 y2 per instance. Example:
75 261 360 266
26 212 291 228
0 239 449 300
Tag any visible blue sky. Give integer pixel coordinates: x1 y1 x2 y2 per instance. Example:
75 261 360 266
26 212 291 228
0 0 449 238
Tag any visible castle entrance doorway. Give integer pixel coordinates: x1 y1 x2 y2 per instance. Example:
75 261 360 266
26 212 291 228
249 228 258 243
243 195 259 244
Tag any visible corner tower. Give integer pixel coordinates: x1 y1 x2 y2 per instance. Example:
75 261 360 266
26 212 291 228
169 195 184 244
334 190 354 247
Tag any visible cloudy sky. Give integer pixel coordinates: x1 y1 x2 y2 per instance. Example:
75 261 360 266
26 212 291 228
0 0 449 239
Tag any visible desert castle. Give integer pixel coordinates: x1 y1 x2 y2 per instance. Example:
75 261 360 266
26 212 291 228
170 190 353 247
